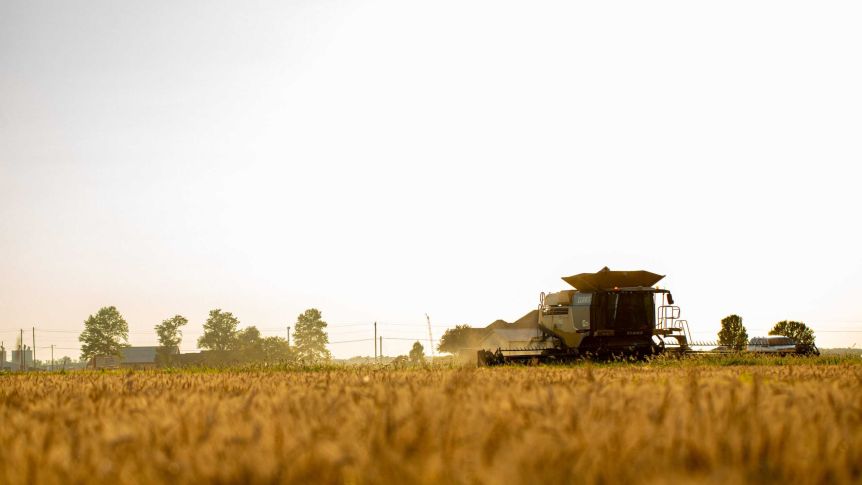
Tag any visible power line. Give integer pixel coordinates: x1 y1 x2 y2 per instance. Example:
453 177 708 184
383 337 441 342
11 322 860 335
0 322 457 333
35 329 158 335
16 325 461 338
329 338 375 344
4 320 860 358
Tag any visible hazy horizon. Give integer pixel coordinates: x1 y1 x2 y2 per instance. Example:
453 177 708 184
2 0 860 360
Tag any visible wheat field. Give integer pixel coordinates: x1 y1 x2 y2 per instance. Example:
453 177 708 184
1 360 860 484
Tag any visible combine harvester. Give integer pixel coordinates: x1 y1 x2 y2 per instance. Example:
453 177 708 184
477 267 713 365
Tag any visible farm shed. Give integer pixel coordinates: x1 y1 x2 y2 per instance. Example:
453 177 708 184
89 355 121 369
120 346 170 369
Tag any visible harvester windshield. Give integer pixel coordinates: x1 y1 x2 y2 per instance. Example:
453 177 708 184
592 292 655 331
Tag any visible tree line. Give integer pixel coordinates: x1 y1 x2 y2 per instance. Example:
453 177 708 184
78 306 332 365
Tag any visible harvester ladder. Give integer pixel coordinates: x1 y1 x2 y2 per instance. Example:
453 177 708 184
657 304 692 349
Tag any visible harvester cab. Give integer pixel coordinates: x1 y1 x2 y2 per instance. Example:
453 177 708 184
477 267 692 365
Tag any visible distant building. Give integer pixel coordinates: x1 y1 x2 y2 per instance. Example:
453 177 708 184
88 346 177 369
176 352 204 366
89 355 121 369
120 346 163 369
9 347 34 371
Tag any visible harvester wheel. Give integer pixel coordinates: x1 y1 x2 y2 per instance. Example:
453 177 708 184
494 349 505 365
477 350 500 367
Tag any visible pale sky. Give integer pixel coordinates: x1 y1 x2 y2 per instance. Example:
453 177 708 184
1 0 861 360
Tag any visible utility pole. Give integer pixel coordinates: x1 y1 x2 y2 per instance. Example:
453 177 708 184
286 326 290 346
32 327 36 367
374 321 377 360
426 314 435 366
51 345 54 372
379 336 383 361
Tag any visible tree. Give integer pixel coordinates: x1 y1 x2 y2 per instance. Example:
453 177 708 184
155 315 187 363
718 314 748 351
79 306 129 363
261 336 294 363
198 309 239 351
293 308 331 363
437 324 476 354
409 341 426 365
770 320 816 347
234 326 264 361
